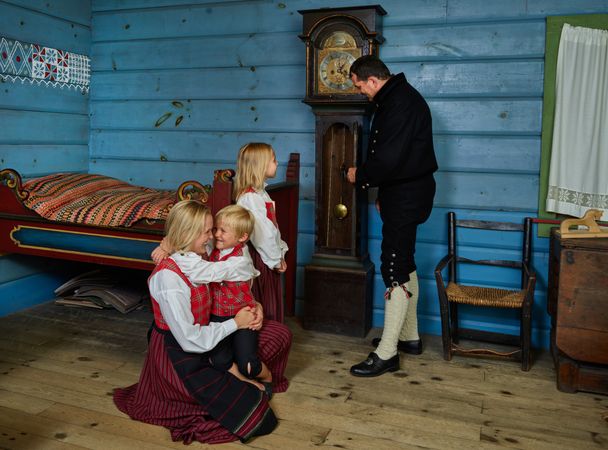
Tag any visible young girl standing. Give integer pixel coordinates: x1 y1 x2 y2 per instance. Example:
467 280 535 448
234 143 288 323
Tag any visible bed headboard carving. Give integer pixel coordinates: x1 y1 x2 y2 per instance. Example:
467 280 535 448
177 180 211 203
0 169 29 201
214 169 236 183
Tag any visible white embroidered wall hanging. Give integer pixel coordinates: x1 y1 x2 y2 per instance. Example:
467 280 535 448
0 37 90 93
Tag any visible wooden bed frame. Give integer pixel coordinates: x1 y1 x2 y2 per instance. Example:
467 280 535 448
0 153 300 315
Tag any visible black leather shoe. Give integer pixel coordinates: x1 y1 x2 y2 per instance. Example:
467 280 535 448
350 352 399 377
371 337 423 355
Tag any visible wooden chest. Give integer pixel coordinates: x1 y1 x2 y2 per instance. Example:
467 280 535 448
547 229 608 394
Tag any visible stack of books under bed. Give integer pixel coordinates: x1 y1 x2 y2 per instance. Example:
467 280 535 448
54 269 148 314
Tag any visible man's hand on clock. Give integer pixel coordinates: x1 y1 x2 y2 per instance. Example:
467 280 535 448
347 167 357 184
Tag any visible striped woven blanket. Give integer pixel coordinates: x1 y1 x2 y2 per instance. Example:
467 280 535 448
23 173 176 227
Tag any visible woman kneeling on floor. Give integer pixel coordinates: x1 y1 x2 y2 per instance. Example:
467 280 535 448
113 200 291 444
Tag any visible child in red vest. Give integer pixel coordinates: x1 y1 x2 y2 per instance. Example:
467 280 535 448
233 143 288 323
207 204 273 393
151 204 273 393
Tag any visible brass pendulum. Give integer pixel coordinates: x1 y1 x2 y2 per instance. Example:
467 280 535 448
334 202 348 219
334 164 348 220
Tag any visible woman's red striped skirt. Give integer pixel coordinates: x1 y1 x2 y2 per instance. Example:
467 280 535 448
113 320 291 444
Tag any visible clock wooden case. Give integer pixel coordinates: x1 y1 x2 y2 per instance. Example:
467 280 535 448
299 6 385 337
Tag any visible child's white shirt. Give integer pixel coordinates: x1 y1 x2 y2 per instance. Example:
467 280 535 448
237 186 288 269
149 251 254 353
176 247 259 285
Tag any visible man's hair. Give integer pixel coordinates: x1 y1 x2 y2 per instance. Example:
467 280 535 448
215 204 255 240
165 200 211 253
349 55 391 81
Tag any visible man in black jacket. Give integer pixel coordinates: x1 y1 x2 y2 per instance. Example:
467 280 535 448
347 56 438 377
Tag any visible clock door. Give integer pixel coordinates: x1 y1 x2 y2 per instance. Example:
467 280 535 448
317 122 366 256
313 109 369 259
318 122 356 253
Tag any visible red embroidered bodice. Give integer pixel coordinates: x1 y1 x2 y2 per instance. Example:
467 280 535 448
209 243 256 317
149 257 211 330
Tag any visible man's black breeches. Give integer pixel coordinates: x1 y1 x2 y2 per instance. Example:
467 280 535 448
377 174 435 287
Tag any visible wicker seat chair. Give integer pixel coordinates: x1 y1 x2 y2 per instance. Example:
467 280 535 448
434 212 536 371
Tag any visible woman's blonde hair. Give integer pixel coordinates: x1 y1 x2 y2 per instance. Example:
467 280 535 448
215 204 255 239
164 200 211 253
233 142 274 200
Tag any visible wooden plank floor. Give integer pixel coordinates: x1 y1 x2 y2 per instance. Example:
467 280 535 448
0 302 607 449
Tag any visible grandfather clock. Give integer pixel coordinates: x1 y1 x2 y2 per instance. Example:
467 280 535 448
299 5 385 336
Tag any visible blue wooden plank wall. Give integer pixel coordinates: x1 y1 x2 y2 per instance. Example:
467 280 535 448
89 0 608 348
2 0 606 336
0 0 91 316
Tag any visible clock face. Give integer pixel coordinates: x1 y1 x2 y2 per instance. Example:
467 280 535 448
318 50 358 93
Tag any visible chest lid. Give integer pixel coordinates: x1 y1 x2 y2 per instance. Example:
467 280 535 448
554 228 608 251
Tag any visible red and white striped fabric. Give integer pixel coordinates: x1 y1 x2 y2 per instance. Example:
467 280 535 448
113 320 291 444
23 173 175 227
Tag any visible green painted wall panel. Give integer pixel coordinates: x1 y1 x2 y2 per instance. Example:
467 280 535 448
537 14 608 236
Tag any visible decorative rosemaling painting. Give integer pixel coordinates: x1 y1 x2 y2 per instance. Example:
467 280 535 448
0 36 90 93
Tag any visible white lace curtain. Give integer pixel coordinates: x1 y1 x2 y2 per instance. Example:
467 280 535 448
546 24 608 220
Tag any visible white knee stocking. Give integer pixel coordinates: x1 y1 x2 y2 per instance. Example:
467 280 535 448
375 285 408 360
399 270 420 342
